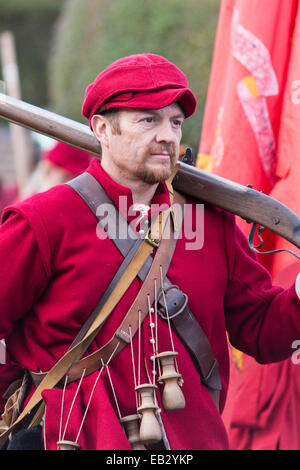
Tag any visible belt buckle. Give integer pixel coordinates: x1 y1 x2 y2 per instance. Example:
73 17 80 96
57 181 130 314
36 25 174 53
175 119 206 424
158 285 188 320
145 230 160 248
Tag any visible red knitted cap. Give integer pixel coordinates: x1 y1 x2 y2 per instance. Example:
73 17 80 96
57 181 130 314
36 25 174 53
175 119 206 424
82 54 197 123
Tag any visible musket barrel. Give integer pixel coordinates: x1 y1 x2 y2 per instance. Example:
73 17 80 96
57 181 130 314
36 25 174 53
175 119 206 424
0 93 300 250
173 164 300 249
0 93 101 156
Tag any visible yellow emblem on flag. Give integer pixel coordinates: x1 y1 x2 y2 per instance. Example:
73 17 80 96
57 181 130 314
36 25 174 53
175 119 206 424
196 153 213 172
231 347 243 371
242 75 259 98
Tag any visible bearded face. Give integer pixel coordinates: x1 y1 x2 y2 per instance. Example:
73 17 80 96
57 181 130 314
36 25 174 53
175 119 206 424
98 104 184 186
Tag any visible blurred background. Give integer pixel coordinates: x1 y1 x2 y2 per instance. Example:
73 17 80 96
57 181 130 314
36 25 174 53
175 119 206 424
0 0 220 198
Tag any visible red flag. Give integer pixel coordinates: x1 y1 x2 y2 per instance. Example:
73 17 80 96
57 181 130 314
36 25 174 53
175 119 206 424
198 0 299 276
198 0 300 449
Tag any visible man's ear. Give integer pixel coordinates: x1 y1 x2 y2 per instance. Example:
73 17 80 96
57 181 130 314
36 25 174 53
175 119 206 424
91 115 110 147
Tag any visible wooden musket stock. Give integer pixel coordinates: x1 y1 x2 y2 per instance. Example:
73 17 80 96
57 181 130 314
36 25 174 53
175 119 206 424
1 93 300 250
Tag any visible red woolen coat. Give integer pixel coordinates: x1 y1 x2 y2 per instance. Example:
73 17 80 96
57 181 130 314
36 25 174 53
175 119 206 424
0 158 300 450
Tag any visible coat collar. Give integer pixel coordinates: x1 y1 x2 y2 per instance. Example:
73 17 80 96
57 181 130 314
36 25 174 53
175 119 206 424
86 158 171 224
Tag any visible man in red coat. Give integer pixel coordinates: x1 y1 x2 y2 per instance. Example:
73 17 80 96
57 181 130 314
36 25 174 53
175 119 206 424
0 54 300 450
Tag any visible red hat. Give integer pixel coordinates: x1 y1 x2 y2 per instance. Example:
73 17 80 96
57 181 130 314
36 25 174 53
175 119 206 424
82 54 197 124
42 141 92 177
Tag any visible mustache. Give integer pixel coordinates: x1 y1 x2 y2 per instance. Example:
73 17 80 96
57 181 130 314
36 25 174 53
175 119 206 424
148 144 176 157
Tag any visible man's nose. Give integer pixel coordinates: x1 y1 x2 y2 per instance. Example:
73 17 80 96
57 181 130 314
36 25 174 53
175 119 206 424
155 122 177 143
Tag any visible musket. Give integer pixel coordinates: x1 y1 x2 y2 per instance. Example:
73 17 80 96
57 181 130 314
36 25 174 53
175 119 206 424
0 92 300 253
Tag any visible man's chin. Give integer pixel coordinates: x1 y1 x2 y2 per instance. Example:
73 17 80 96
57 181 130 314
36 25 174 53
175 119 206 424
137 159 177 185
139 167 174 185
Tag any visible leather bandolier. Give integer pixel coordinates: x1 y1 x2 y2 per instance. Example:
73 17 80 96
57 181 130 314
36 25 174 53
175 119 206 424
64 172 222 409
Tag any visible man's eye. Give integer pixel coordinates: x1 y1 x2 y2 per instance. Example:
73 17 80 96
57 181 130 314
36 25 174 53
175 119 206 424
172 119 183 127
143 117 154 123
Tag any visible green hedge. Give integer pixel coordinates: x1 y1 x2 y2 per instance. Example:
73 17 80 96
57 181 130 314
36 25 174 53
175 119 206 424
49 0 220 151
0 0 60 14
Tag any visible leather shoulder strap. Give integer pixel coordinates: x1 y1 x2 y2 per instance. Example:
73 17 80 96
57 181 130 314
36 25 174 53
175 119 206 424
66 172 222 410
0 211 170 448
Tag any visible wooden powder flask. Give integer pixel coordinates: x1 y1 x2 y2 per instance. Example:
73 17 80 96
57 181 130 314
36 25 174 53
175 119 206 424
155 351 185 410
57 440 81 450
135 384 162 445
120 414 146 450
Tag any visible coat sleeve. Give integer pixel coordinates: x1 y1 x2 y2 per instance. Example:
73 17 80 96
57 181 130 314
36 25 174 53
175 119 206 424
0 209 49 412
0 209 49 339
224 216 300 364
